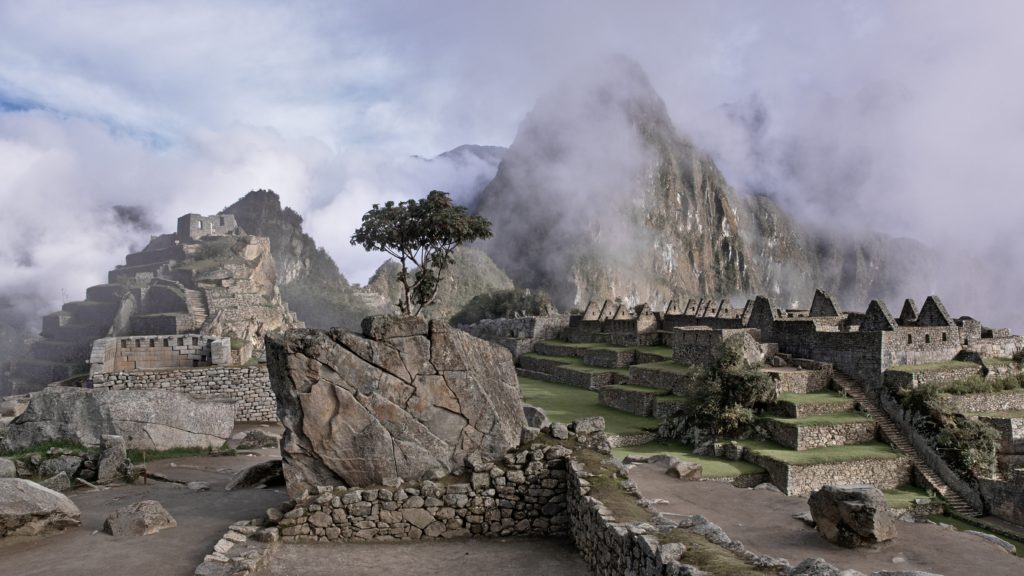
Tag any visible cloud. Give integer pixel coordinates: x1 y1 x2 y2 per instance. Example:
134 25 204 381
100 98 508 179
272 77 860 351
0 0 1021 332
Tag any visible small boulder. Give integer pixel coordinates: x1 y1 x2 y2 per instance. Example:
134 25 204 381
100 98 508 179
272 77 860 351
103 500 177 536
0 458 15 479
97 435 128 484
571 416 605 435
789 558 842 576
646 454 682 470
550 423 569 440
186 481 210 492
39 472 71 493
666 461 702 480
225 460 284 491
522 404 549 429
808 485 896 548
236 429 280 450
38 455 82 479
0 478 81 537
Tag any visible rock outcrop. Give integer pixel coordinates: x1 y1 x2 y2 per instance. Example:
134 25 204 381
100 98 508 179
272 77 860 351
808 484 897 548
2 388 234 452
266 316 526 496
0 478 81 537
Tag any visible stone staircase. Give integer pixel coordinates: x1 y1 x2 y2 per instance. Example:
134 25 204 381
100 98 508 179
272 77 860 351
831 370 981 517
185 289 209 330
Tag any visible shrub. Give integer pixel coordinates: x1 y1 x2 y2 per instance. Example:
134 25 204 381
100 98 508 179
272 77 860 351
935 419 1000 479
1013 349 1024 365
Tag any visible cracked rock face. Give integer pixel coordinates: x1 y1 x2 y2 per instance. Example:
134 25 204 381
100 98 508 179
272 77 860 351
266 316 526 496
1 388 235 452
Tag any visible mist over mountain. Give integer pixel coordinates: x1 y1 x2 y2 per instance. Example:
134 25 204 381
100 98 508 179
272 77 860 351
475 56 935 311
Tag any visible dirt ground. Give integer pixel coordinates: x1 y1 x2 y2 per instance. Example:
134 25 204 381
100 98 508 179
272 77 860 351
629 463 1024 576
264 538 589 576
0 449 288 576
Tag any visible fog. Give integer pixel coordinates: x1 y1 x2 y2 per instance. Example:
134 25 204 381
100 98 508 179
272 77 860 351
1 1 1022 332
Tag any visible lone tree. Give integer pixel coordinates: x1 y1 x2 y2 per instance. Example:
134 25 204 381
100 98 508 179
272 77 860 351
351 190 492 316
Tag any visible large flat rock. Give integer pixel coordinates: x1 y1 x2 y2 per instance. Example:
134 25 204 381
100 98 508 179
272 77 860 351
1 388 235 452
266 317 526 495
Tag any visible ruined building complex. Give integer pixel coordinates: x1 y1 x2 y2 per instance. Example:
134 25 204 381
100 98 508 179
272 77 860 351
0 212 303 420
510 289 1024 526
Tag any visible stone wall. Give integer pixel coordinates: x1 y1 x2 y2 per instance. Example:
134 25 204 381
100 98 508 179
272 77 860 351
91 365 275 422
278 443 572 542
978 415 1024 454
761 419 877 451
598 386 659 417
764 367 831 394
978 471 1024 526
583 347 636 368
744 452 911 496
941 390 1024 413
89 335 230 377
883 365 983 390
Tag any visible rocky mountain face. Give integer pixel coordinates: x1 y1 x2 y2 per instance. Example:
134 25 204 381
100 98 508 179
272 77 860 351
474 56 933 311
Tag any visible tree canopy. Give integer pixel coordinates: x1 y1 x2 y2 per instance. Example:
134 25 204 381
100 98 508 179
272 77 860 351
351 190 492 316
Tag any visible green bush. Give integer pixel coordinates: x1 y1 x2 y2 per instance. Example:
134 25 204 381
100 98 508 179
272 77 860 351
1013 349 1024 365
449 288 556 326
935 419 1000 479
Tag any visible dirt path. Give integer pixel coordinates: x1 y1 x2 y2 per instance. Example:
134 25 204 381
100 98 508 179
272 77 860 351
0 452 287 576
266 538 589 576
629 464 1024 576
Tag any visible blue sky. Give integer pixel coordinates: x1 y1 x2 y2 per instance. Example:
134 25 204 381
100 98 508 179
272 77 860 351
1 0 1022 328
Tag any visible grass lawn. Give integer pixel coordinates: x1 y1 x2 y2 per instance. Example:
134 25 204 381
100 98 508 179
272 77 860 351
888 360 979 373
761 411 873 427
518 376 658 436
632 360 702 376
605 383 670 395
612 441 765 479
883 485 930 509
738 439 903 465
777 391 853 405
635 345 674 358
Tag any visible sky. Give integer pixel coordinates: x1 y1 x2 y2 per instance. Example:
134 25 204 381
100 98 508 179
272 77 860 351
1 0 1022 330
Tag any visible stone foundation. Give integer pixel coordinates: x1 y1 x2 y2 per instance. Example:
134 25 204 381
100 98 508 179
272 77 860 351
91 365 275 422
764 367 830 393
597 386 664 417
583 348 636 368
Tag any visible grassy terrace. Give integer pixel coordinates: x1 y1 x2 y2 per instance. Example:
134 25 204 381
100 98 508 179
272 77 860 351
605 383 670 395
518 376 658 436
635 345 674 359
611 441 765 479
760 411 873 427
883 485 930 509
888 360 979 373
521 353 631 376
631 360 702 376
777 391 852 405
737 439 903 465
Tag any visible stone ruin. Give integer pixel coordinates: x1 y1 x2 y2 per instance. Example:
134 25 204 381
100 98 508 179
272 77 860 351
2 211 303 397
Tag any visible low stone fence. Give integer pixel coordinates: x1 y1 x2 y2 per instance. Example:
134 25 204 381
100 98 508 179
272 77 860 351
884 365 984 390
91 365 275 422
760 419 877 451
628 365 700 394
278 444 572 542
941 390 1024 413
